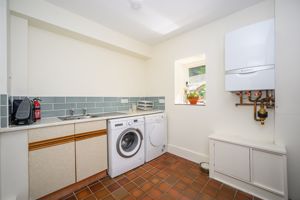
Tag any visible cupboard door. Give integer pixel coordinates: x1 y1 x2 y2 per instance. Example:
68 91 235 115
29 142 76 199
76 135 107 181
214 141 250 181
252 149 285 195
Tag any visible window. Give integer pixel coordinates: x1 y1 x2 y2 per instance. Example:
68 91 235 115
174 55 206 105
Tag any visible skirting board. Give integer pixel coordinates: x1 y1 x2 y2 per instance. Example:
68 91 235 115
167 144 209 164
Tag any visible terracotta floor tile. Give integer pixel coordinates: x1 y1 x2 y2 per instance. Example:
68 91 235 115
62 194 77 200
216 184 236 200
89 182 104 193
107 182 120 192
135 167 147 176
203 185 220 198
168 188 183 199
83 195 97 200
94 188 110 199
148 167 159 175
129 187 144 198
181 188 198 199
76 187 92 200
61 153 261 200
208 179 223 189
133 177 146 185
149 175 162 184
141 172 152 179
195 193 215 200
126 172 139 180
174 180 188 191
195 174 209 185
165 175 178 185
117 177 130 186
123 194 136 200
140 181 154 192
112 187 128 200
159 193 175 200
124 182 137 192
157 182 172 192
101 177 116 186
235 191 253 200
191 179 207 191
148 187 162 199
180 176 194 184
140 195 153 200
156 171 169 179
102 195 115 200
142 164 153 171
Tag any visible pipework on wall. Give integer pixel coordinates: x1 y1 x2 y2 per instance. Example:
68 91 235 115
235 90 275 125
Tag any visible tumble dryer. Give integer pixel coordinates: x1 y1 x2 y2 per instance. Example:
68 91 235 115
144 113 167 162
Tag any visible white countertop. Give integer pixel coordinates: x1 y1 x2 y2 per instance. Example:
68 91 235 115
209 133 286 155
0 110 163 133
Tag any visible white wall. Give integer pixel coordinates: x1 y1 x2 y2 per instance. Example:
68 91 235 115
9 0 151 59
146 0 275 162
0 0 7 94
9 15 28 96
275 0 300 199
27 25 147 97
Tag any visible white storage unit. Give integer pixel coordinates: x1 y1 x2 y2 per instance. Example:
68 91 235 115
209 134 288 200
225 19 275 91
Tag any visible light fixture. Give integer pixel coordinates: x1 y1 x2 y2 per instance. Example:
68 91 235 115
128 0 143 10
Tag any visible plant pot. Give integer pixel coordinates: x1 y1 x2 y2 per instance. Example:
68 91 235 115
188 97 199 105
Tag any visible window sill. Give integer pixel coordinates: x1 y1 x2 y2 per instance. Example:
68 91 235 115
175 102 206 106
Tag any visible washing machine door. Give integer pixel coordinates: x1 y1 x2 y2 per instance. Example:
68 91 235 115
117 128 143 158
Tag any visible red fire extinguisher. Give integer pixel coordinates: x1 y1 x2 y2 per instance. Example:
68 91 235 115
33 98 41 121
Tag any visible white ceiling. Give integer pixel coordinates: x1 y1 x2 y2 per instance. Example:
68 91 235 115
45 0 262 45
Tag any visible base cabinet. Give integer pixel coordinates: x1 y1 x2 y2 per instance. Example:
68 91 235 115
214 141 250 182
252 149 285 195
28 120 107 199
29 143 76 200
76 135 107 181
209 134 288 200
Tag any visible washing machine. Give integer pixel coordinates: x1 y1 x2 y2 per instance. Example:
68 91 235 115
108 116 145 178
144 113 167 162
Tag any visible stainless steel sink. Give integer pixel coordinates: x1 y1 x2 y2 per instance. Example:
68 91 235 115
58 112 126 121
58 115 93 121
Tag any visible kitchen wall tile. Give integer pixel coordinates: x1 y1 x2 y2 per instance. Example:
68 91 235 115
104 97 119 102
53 103 76 110
77 102 95 108
95 103 105 107
1 117 7 128
42 110 65 118
41 104 53 111
118 106 130 111
129 97 140 101
1 106 8 116
40 97 65 104
66 97 87 103
87 97 104 102
1 94 7 105
103 102 113 107
87 108 104 114
104 107 118 113
7 95 165 120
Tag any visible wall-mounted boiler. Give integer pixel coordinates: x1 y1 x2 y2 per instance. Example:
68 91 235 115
225 19 275 91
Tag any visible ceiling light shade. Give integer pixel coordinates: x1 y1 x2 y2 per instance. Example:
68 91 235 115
128 0 143 10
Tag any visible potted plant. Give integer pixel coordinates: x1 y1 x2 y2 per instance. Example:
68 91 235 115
187 91 199 105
